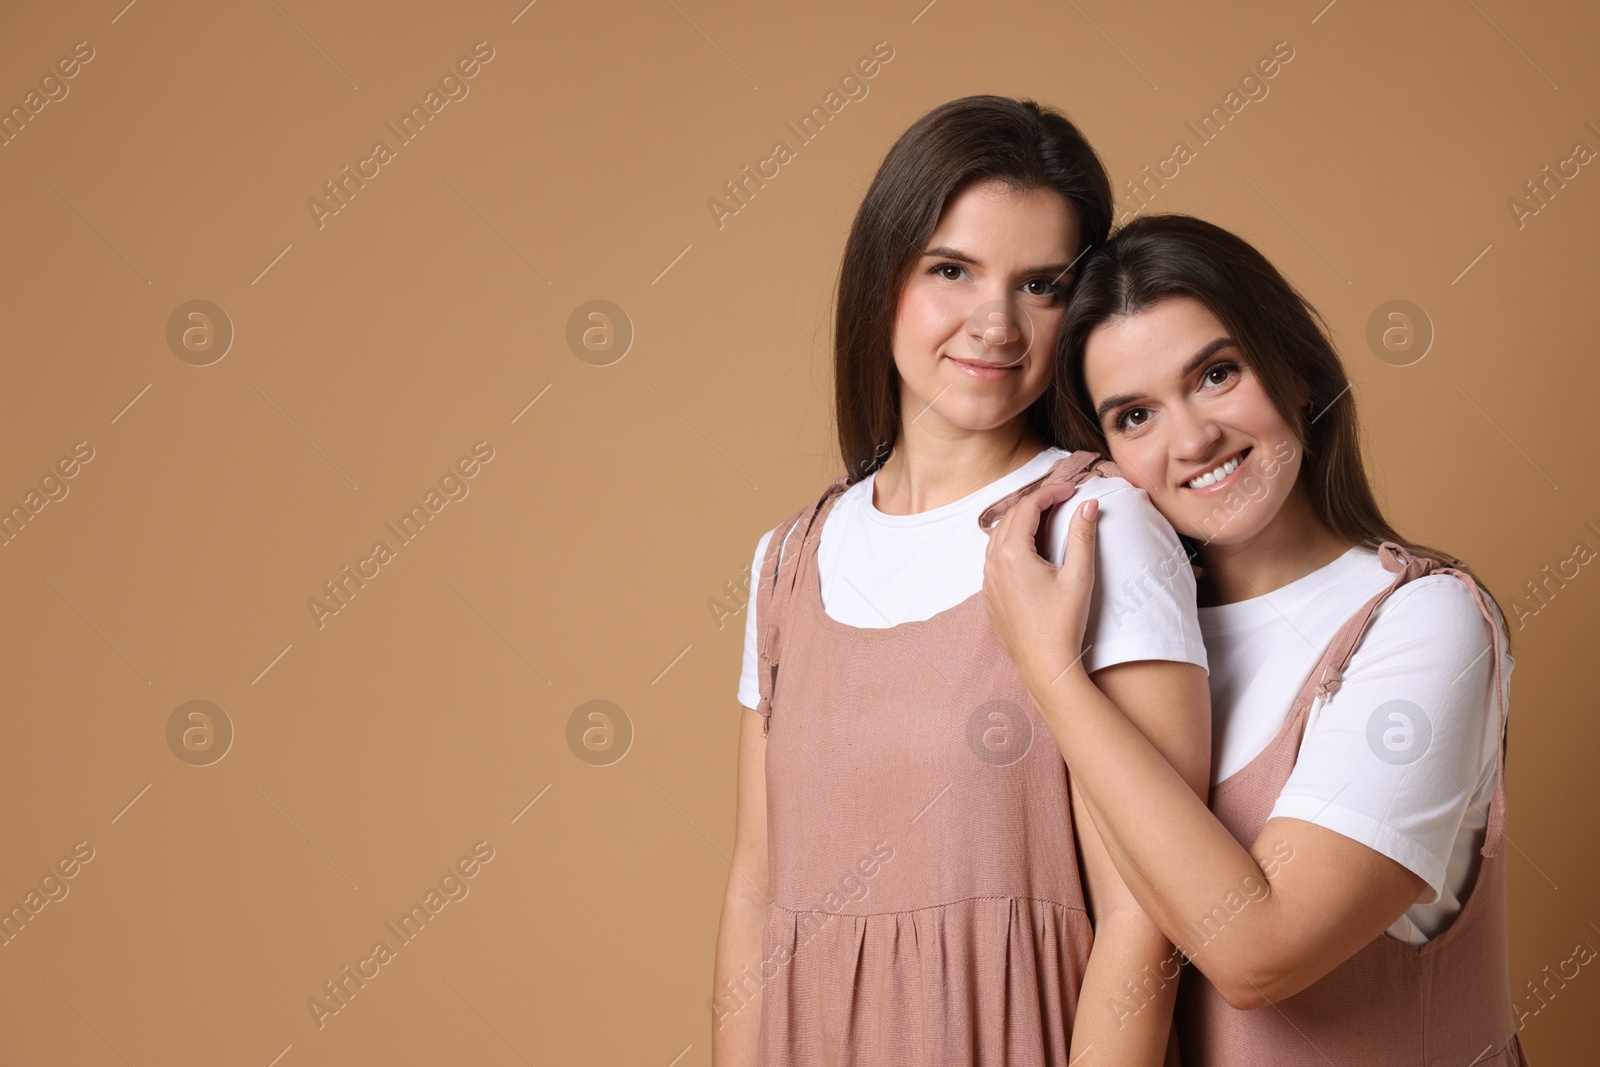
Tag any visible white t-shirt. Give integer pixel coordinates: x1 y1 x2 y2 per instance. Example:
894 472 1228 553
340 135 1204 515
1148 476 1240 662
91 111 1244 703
1200 545 1513 944
737 446 1209 709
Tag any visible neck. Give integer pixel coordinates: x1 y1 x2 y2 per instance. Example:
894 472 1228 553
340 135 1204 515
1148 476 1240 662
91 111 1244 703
871 417 1047 516
1195 485 1356 606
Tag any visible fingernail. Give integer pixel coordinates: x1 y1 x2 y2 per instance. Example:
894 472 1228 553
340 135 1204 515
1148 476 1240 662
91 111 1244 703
1081 499 1098 522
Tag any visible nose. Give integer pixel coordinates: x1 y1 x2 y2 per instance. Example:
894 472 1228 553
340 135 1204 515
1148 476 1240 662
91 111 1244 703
963 296 1033 366
1167 401 1223 466
977 309 1018 348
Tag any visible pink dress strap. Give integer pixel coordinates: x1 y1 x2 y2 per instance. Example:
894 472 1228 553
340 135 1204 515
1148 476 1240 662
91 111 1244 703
752 475 849 734
1294 541 1511 856
976 450 1122 532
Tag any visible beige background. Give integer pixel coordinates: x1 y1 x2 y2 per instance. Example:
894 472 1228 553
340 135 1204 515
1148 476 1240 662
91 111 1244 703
0 0 1595 1062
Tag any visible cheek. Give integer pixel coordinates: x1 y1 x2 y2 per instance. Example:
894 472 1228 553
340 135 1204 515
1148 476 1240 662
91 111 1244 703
1023 313 1062 372
1229 397 1304 488
1265 443 1305 497
890 289 940 370
895 284 959 345
1225 377 1294 441
1105 437 1163 493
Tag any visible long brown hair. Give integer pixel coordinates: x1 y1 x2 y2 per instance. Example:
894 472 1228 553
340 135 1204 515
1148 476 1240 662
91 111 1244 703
833 95 1113 484
1057 213 1509 642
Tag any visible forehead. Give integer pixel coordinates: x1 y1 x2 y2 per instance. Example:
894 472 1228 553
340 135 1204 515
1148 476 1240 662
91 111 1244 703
928 180 1079 262
1083 295 1228 394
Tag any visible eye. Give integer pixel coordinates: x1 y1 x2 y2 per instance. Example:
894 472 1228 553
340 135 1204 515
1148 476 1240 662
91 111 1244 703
929 262 967 281
1023 277 1062 298
1112 407 1150 432
1200 360 1240 388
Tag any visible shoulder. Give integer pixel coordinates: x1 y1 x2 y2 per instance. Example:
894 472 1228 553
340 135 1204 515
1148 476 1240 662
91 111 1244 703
1075 477 1182 548
1370 567 1506 654
752 477 856 566
1344 562 1512 697
1042 475 1184 563
1067 474 1170 521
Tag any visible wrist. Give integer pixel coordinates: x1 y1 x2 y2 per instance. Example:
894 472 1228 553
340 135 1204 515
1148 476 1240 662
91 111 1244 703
1024 651 1095 719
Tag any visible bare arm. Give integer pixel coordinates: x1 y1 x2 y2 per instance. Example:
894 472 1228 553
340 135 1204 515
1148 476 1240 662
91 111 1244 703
1070 661 1211 1064
985 491 1426 1009
711 706 772 1065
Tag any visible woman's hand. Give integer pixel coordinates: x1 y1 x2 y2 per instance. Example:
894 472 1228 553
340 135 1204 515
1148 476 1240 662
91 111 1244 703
981 481 1101 699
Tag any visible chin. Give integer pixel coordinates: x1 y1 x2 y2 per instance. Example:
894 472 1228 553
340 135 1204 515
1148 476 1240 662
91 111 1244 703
1175 505 1273 546
920 398 1031 434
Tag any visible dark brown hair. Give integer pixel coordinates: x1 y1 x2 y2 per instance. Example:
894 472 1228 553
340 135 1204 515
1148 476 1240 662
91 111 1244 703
833 95 1113 484
1057 213 1508 642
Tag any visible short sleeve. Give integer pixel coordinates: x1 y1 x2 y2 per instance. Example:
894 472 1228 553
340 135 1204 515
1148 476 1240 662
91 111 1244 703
736 528 776 710
1267 574 1511 900
1042 480 1208 675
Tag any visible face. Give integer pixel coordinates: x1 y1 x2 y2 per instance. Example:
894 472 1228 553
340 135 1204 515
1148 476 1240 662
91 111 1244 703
1082 295 1307 547
890 180 1080 441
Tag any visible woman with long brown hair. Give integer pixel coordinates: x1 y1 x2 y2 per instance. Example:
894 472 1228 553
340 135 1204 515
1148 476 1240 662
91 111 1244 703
711 99 1214 1065
982 213 1525 1064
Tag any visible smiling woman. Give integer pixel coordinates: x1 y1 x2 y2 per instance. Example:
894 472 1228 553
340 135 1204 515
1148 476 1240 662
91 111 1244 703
869 179 1080 509
981 213 1526 1066
713 96 1213 1067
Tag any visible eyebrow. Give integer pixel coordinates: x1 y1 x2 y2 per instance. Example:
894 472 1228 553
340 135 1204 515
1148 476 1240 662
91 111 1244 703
1093 336 1240 423
921 245 1078 280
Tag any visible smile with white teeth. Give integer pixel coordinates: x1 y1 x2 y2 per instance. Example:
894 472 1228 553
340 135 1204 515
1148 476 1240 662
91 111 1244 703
1185 451 1245 489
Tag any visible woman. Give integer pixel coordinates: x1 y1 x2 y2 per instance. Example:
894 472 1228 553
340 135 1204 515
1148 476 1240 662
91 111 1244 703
982 214 1524 1064
710 98 1214 1066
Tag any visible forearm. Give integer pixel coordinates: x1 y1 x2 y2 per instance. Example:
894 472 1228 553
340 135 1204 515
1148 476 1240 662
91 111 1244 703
711 880 768 1066
1074 910 1182 1065
983 487 1424 1006
1033 668 1286 987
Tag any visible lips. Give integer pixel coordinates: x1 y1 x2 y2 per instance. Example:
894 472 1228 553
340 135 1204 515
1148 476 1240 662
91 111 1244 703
944 354 1020 381
1182 447 1251 492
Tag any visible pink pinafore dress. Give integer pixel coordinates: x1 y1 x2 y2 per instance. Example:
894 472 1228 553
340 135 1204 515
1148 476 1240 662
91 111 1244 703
1176 543 1528 1065
751 452 1159 1066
